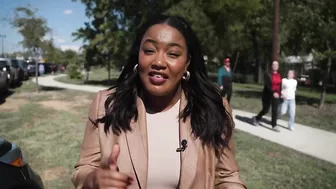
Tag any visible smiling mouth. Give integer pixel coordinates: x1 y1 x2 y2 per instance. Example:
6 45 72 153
148 72 169 79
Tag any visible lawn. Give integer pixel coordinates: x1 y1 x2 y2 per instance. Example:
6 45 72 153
55 67 120 86
1 81 336 189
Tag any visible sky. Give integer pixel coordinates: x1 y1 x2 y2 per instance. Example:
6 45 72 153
0 0 89 53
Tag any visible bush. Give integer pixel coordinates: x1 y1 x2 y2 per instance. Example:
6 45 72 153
67 63 82 80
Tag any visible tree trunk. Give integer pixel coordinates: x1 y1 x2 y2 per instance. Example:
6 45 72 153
272 0 280 62
35 60 39 92
83 67 89 84
232 51 240 73
107 60 111 85
85 69 89 82
319 42 332 109
34 47 39 93
251 30 262 83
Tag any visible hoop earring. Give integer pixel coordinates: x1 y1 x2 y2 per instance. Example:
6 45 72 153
133 64 138 73
182 71 190 81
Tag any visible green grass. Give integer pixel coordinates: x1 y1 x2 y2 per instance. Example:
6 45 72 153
1 82 336 189
236 130 336 189
55 67 120 86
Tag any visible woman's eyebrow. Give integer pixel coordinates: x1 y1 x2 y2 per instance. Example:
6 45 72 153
143 38 184 49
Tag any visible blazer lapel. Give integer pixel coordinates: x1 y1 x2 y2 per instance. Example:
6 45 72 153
179 92 201 188
126 97 148 189
125 92 200 189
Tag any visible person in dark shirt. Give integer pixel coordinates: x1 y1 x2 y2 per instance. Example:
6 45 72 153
253 61 282 132
217 58 233 103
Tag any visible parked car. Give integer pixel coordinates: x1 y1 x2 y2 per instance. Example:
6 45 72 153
0 138 44 189
0 58 15 87
16 59 29 80
8 59 21 85
0 61 9 93
27 61 37 76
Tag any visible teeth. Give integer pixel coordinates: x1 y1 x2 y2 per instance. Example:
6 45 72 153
154 74 162 78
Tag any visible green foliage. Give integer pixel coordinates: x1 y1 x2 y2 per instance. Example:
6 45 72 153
67 63 82 80
11 6 50 50
74 0 335 83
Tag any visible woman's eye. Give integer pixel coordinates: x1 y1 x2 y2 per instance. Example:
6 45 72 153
144 49 154 55
168 52 180 58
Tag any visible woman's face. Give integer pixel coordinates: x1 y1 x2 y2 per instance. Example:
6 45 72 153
287 70 294 79
138 24 189 97
272 61 279 72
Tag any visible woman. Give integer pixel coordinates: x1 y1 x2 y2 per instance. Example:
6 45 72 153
217 58 233 103
280 70 297 131
253 61 281 132
72 15 246 189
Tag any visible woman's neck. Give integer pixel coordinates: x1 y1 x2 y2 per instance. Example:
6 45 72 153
144 86 182 113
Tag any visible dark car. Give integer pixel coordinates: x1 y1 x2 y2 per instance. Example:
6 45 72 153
0 138 44 189
16 59 29 80
0 58 15 87
8 59 21 85
27 61 37 76
0 61 10 93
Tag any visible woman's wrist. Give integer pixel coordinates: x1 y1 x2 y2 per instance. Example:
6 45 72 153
84 169 99 189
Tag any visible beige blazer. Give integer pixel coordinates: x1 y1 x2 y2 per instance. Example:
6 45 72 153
71 89 246 189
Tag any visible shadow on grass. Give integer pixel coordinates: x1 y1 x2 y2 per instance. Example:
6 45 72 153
40 86 65 91
0 91 15 105
83 79 118 87
0 86 65 106
234 89 333 107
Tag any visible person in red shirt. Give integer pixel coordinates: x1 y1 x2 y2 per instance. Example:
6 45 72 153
253 61 282 132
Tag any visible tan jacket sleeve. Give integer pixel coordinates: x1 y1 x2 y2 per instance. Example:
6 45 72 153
71 91 102 189
215 99 247 189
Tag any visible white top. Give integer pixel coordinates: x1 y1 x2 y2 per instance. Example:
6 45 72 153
281 78 297 100
146 100 181 189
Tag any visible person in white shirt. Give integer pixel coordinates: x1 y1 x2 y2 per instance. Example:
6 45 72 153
280 70 297 131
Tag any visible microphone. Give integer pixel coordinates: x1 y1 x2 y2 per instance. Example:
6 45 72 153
176 139 188 152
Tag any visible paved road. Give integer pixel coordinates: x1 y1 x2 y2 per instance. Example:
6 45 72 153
33 75 336 165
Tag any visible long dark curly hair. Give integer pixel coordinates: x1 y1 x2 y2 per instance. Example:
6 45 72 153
98 15 233 157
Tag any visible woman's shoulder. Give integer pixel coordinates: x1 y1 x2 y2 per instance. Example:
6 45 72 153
97 88 116 99
96 88 116 101
89 88 116 114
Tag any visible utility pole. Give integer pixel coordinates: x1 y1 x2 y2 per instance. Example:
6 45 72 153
272 0 280 62
0 34 6 58
33 46 39 92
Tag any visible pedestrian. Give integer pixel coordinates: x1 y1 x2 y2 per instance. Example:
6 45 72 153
38 63 45 76
72 15 246 189
280 70 297 131
217 58 233 103
253 61 282 132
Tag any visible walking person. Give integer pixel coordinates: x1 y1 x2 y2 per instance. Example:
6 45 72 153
217 58 233 103
253 61 282 132
280 70 297 131
38 63 45 76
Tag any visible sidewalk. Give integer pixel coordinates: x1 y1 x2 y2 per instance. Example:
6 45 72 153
33 75 336 165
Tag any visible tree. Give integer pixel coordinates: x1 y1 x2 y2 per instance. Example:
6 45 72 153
73 0 181 83
282 0 336 108
11 5 50 92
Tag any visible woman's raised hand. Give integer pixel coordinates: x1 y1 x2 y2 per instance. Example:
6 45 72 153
96 144 133 189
